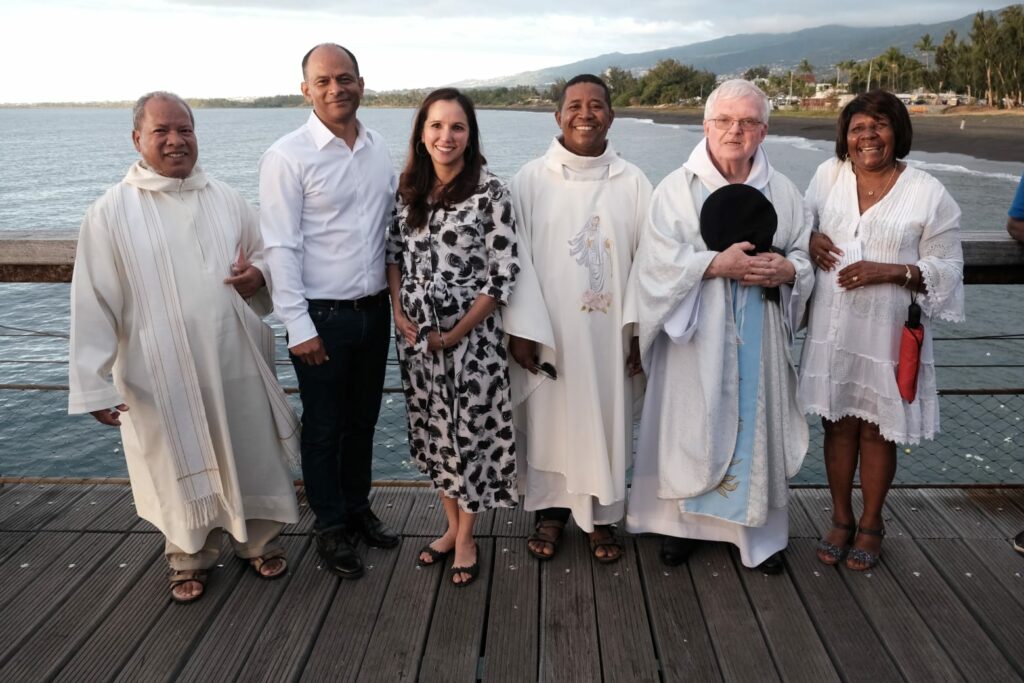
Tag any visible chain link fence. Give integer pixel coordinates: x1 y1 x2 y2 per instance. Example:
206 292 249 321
2 385 1021 486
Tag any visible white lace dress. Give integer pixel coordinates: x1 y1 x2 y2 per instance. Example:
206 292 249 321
799 159 964 444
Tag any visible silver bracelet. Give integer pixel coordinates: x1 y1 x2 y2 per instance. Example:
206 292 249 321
902 265 912 288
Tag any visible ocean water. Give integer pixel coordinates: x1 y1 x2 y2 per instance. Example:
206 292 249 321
1 107 1022 483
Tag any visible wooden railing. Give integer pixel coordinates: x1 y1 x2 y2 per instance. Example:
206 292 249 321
2 230 1022 284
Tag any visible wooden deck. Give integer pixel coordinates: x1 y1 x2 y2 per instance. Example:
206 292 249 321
0 482 1022 682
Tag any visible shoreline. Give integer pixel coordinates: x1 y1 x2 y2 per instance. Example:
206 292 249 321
499 105 1024 163
4 102 1022 163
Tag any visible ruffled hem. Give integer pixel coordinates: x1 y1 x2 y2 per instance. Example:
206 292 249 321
803 405 935 445
802 337 900 366
800 341 937 405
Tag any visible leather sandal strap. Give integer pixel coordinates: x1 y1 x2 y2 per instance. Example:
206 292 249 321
856 526 886 537
169 569 207 584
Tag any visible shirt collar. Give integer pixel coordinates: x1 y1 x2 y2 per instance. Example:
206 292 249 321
683 137 773 192
125 161 209 192
542 137 625 177
306 111 370 151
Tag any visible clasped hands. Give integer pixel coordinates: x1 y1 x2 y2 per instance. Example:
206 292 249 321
709 241 796 287
393 311 455 353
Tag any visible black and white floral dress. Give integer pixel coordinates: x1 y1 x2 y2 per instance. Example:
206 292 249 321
386 171 520 512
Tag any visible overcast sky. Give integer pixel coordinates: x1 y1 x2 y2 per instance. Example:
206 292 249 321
0 0 1005 103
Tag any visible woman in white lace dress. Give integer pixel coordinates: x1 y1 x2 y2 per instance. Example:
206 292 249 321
800 91 964 570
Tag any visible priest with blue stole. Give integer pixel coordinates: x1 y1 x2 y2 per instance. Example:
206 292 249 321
625 80 813 572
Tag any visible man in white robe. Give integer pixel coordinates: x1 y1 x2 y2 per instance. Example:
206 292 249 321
68 92 299 603
505 74 651 563
626 80 813 572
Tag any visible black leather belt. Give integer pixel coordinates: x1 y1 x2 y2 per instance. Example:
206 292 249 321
307 291 388 311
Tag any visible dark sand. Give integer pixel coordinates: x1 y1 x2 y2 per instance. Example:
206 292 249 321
617 107 1024 163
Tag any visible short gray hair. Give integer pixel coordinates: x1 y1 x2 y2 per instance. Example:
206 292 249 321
132 91 195 131
704 79 771 125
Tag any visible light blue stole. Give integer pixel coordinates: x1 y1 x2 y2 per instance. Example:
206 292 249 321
682 182 768 524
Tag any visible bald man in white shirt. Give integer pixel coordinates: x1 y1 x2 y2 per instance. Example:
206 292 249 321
260 43 398 580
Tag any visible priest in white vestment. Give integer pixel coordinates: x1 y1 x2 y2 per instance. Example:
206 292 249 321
504 75 652 563
68 93 299 603
625 80 813 571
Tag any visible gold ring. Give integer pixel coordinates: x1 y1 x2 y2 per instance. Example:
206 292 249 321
852 275 859 282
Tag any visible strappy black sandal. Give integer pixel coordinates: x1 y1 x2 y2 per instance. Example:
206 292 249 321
846 525 885 571
416 543 452 567
816 520 856 566
450 543 480 587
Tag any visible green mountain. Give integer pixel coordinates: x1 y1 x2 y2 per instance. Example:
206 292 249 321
452 12 987 87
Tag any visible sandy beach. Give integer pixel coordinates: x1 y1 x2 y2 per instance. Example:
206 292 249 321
615 107 1024 164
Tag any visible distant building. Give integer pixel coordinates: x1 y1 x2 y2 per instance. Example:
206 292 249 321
813 83 849 99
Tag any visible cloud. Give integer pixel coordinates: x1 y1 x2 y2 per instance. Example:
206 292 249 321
0 0 1008 103
163 0 998 27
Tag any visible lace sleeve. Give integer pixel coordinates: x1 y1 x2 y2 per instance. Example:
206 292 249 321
917 184 965 323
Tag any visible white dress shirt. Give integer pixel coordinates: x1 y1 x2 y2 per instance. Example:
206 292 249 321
259 112 397 346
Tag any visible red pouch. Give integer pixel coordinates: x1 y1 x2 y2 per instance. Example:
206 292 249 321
896 301 924 402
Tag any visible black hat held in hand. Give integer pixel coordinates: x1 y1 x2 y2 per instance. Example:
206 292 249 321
700 183 781 301
699 183 778 254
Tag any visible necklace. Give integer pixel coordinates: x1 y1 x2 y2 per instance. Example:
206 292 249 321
860 163 899 198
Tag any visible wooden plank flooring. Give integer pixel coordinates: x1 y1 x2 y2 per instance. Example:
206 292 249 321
0 482 1021 682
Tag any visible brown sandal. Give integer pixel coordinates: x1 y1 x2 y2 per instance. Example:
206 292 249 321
169 569 207 604
250 549 288 579
528 519 565 560
588 525 623 564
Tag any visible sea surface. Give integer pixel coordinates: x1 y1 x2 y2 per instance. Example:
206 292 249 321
1 107 1022 484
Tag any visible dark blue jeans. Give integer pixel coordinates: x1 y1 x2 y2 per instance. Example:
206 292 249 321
291 299 391 531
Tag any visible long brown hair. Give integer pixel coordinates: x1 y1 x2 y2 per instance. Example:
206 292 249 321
398 88 486 231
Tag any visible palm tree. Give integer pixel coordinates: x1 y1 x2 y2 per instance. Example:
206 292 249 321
836 59 858 89
882 47 904 91
915 34 936 71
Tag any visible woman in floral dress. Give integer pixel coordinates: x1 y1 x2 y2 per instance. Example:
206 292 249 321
386 88 519 586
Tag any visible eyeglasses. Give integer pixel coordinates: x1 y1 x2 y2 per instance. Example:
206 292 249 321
709 117 764 131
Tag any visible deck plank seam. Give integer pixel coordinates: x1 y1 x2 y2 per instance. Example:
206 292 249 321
728 548 791 682
922 489 1004 539
682 545 728 682
839 537 963 681
631 536 668 680
352 536 440 683
50 556 174 683
887 537 1018 682
26 534 165 682
280 540 340 683
474 541 496 683
0 531 129 672
909 538 1024 679
282 539 345 683
781 546 880 681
